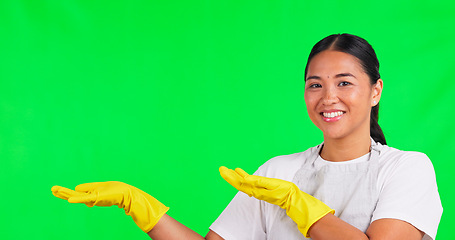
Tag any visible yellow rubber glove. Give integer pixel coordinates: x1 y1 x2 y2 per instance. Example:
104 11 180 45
51 181 169 233
219 167 334 237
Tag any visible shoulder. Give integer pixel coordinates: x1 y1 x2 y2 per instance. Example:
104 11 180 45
377 145 435 181
254 145 319 181
378 144 430 163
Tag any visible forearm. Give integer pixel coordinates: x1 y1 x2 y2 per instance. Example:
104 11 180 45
308 214 369 240
147 214 206 240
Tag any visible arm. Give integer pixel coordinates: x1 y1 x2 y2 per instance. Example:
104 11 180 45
308 214 423 240
147 214 204 240
147 214 225 240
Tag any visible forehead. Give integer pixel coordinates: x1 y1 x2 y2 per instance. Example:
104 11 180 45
307 50 364 76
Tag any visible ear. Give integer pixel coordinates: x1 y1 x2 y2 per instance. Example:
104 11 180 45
371 79 383 107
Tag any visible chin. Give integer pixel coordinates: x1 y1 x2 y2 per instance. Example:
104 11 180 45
320 128 348 140
323 133 347 140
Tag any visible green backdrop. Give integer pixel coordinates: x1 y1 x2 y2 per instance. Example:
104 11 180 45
0 0 453 239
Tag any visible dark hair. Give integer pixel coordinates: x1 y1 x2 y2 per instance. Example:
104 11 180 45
304 33 386 145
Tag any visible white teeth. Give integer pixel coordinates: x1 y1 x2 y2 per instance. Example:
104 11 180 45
322 111 344 118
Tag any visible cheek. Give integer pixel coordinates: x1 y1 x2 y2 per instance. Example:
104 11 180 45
304 92 320 118
304 92 315 109
343 89 371 113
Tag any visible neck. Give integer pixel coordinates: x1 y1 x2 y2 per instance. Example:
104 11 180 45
320 134 371 162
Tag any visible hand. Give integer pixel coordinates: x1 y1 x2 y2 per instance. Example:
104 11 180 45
219 167 296 208
219 166 334 237
51 181 169 232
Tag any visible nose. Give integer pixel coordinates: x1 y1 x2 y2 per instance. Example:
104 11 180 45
321 86 338 105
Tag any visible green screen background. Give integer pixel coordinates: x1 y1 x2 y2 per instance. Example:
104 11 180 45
0 0 453 239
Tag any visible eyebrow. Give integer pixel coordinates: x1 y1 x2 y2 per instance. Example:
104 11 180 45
305 73 356 81
306 75 321 81
335 73 356 79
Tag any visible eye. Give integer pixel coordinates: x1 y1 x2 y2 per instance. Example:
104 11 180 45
308 83 322 88
338 81 351 87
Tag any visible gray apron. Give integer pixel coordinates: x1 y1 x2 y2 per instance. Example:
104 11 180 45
266 139 381 239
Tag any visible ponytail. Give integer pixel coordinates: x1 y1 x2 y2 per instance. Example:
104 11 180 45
370 104 386 145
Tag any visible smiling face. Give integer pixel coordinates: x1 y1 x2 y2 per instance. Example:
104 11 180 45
304 50 382 141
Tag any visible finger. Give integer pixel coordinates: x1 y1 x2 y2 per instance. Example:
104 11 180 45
253 175 283 190
219 166 252 196
68 193 97 205
51 185 62 193
234 168 249 178
75 182 104 192
219 166 243 188
51 185 66 196
51 186 78 200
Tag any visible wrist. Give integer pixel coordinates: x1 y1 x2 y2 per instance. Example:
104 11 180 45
147 213 171 235
286 189 335 237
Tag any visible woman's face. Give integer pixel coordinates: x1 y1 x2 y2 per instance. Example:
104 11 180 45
304 50 382 140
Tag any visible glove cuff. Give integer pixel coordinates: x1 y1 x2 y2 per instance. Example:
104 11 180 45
286 188 335 238
123 185 170 232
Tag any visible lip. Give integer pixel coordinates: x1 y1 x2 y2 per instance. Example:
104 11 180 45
320 109 345 113
320 109 345 122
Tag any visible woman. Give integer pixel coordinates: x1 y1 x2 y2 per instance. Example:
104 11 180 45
52 34 443 240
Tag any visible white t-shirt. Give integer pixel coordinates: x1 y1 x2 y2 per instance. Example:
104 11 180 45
210 143 443 240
